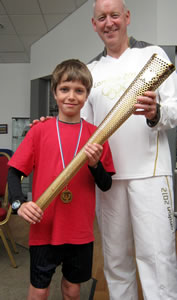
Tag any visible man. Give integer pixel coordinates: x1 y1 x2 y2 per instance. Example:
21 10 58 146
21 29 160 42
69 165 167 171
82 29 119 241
81 0 177 299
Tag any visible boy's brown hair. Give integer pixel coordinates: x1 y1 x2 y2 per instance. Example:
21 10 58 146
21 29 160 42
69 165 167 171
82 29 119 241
51 59 93 96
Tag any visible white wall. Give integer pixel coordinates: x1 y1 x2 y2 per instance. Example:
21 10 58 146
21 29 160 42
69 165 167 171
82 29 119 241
30 1 102 79
156 0 177 45
30 0 177 80
127 0 177 45
127 0 157 43
0 64 30 149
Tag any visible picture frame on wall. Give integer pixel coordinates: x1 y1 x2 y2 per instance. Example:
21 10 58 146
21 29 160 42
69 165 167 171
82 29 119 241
0 124 8 134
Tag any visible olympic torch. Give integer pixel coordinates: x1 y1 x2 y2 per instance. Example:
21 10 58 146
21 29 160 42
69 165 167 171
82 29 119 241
36 53 175 211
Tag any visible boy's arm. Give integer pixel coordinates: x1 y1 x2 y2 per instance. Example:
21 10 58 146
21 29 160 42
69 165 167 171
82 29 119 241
88 161 113 191
8 167 26 209
84 143 113 192
8 167 43 224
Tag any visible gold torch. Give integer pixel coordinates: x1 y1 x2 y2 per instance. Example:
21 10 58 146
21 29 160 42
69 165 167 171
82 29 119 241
36 53 175 210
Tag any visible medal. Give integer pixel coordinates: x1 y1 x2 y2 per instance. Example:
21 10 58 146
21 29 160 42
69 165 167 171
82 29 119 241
60 188 72 203
56 117 83 203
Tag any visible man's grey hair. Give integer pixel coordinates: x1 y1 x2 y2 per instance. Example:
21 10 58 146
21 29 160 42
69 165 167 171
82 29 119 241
93 0 128 11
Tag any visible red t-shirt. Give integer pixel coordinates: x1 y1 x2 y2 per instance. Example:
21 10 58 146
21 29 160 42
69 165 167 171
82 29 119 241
9 118 115 245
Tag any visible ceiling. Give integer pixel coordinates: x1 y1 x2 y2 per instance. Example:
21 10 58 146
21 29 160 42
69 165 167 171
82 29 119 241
0 0 87 63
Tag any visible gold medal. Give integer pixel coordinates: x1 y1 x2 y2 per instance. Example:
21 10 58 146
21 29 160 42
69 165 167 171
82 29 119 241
61 189 72 203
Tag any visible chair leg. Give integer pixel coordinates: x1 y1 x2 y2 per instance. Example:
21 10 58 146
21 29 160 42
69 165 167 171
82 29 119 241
0 229 17 268
4 224 18 253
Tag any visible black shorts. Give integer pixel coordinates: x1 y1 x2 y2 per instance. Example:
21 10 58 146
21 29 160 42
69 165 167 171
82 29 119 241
29 242 93 289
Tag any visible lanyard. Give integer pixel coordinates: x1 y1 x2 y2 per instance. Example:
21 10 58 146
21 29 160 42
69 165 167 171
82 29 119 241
56 116 83 169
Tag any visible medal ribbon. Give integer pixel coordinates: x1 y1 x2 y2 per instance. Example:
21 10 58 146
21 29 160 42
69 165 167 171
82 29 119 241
56 116 83 169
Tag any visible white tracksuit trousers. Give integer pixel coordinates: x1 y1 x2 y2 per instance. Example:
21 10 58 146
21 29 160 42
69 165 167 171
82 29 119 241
96 176 177 300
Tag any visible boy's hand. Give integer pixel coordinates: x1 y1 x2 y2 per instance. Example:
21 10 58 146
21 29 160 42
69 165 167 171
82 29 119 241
134 91 157 120
29 116 52 128
17 201 43 224
85 143 103 168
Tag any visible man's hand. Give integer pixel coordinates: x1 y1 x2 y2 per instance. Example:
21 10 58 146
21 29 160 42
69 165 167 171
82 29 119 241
84 143 103 168
29 116 52 128
18 201 43 224
134 91 157 120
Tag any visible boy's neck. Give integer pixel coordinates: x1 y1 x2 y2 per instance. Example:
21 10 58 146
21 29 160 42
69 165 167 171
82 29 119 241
57 114 81 124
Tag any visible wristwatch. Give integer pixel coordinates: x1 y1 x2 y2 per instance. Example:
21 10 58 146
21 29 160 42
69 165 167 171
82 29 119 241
147 103 161 127
11 200 21 214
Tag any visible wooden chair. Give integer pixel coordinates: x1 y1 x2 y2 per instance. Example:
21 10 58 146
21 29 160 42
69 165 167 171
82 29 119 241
0 151 18 268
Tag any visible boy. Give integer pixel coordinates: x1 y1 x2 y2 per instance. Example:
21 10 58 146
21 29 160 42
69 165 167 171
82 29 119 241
8 59 115 300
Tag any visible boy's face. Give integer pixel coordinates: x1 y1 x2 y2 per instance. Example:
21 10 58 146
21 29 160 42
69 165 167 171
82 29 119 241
54 79 88 123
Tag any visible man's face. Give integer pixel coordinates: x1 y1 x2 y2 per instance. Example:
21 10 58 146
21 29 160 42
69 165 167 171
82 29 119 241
92 0 130 52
